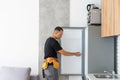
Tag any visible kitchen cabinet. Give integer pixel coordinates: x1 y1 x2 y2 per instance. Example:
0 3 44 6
102 0 120 37
114 0 120 35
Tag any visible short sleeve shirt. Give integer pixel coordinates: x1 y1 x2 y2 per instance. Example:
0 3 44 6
44 37 62 59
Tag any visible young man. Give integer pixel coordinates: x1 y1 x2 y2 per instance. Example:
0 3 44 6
42 26 81 80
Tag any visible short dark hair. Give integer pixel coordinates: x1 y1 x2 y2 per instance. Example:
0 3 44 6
54 26 63 31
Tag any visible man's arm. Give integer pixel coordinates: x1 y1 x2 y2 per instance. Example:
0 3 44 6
57 49 81 56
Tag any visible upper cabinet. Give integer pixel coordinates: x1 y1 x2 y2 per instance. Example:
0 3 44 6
114 0 120 35
102 0 120 37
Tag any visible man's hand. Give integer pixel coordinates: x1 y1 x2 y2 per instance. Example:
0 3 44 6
74 52 81 56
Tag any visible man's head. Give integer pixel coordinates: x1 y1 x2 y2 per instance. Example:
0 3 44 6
52 26 63 39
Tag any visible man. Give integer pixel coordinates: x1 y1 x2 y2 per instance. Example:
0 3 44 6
42 26 81 80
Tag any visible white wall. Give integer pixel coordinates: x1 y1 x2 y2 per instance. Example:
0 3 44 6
70 0 101 27
0 0 39 75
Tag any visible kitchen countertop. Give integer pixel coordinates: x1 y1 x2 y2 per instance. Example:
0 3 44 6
87 73 120 80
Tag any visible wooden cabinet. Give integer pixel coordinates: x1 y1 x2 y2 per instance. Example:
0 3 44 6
114 0 120 35
102 0 114 37
102 0 120 37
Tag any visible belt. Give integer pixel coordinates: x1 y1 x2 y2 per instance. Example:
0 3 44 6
45 57 58 61
48 62 53 66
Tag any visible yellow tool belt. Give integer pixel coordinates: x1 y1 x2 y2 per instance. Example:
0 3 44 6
42 57 59 70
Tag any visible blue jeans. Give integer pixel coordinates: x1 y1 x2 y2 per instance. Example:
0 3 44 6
44 65 58 80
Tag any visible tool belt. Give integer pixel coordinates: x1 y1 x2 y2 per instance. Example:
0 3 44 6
42 57 59 70
42 57 59 78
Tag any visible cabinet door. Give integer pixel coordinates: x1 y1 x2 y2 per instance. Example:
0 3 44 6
114 0 120 35
102 0 114 37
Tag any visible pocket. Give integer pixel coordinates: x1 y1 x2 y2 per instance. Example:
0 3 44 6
53 60 59 69
42 61 48 69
